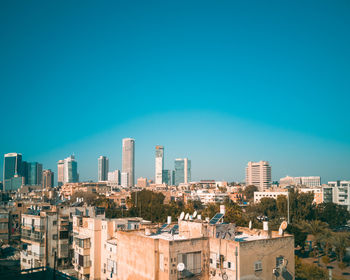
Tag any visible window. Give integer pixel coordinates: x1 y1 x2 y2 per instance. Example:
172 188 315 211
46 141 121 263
159 253 164 271
178 252 201 275
107 259 117 274
254 261 262 271
60 231 69 239
53 221 57 225
52 234 58 240
75 237 90 249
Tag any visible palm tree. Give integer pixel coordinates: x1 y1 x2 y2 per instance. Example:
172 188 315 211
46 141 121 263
318 228 333 256
297 220 329 262
331 232 350 262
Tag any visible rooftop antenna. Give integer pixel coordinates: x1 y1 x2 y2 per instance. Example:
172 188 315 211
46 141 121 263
179 212 185 221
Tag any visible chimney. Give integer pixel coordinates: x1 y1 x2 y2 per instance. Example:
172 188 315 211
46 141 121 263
220 205 225 215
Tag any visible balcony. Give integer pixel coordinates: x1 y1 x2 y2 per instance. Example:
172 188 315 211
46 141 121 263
21 234 44 244
22 223 45 231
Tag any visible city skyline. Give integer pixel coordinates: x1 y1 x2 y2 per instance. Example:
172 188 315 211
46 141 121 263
1 1 350 183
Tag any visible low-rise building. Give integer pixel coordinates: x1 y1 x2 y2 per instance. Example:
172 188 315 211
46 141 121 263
323 181 350 211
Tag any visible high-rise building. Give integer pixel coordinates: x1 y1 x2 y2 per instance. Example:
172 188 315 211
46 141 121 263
3 153 24 191
122 138 135 187
162 169 171 185
155 146 164 184
64 155 79 183
42 169 54 188
174 158 191 186
98 156 109 182
27 162 43 186
57 160 65 186
108 170 120 185
121 172 128 188
245 161 272 191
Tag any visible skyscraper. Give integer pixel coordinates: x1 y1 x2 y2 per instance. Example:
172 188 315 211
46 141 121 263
122 138 135 187
155 146 164 185
245 161 272 191
98 156 109 182
174 158 191 186
42 169 54 188
57 160 65 186
162 169 171 185
121 172 128 188
27 162 43 186
3 153 24 191
64 155 79 183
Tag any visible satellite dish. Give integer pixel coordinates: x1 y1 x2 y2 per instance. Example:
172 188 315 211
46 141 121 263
179 212 185 220
185 213 189 220
280 221 288 231
177 263 185 272
193 211 197 218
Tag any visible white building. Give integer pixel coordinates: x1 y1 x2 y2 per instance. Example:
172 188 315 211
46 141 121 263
108 170 120 185
122 138 135 187
98 156 109 182
155 146 164 185
245 161 272 191
254 191 289 203
191 190 228 205
279 176 321 187
323 181 350 211
121 172 128 188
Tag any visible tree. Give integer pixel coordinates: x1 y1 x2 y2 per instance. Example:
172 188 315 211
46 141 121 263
315 202 350 228
243 185 258 201
331 232 350 262
295 256 328 280
288 189 315 222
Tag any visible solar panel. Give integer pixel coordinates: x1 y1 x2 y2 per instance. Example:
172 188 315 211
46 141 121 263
170 224 179 233
156 223 169 234
209 213 224 225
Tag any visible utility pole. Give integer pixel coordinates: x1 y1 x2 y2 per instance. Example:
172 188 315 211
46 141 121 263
287 192 290 224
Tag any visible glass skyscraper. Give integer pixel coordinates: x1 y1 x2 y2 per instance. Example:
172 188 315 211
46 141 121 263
3 153 24 191
98 156 109 182
174 158 191 186
122 138 135 187
27 162 43 186
64 155 79 183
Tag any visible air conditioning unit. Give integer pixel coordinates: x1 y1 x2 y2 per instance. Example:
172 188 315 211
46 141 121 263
210 269 216 276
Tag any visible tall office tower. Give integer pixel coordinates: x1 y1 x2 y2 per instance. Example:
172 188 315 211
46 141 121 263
98 156 109 182
162 169 171 185
155 146 164 184
245 161 272 191
3 153 24 191
121 172 128 188
122 138 135 187
64 155 79 183
108 169 121 185
27 162 43 185
42 169 54 188
57 160 65 186
174 158 191 186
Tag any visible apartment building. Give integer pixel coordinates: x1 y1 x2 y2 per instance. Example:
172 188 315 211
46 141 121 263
323 181 350 211
72 216 150 280
72 209 294 280
254 191 289 203
246 161 272 191
20 205 105 271
191 190 228 205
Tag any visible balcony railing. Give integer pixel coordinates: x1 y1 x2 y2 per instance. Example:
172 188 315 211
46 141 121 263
22 224 45 231
21 234 44 243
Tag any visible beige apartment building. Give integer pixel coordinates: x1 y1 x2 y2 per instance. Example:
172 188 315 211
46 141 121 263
72 210 294 280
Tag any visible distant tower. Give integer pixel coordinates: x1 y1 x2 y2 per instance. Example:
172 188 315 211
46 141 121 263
155 146 164 184
27 162 43 186
63 155 79 183
174 158 191 186
3 153 24 191
57 160 65 186
121 172 129 188
122 138 135 187
98 156 109 182
42 169 54 188
108 169 121 185
245 161 272 191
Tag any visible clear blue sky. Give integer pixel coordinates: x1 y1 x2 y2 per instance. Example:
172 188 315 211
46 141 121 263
1 0 349 183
